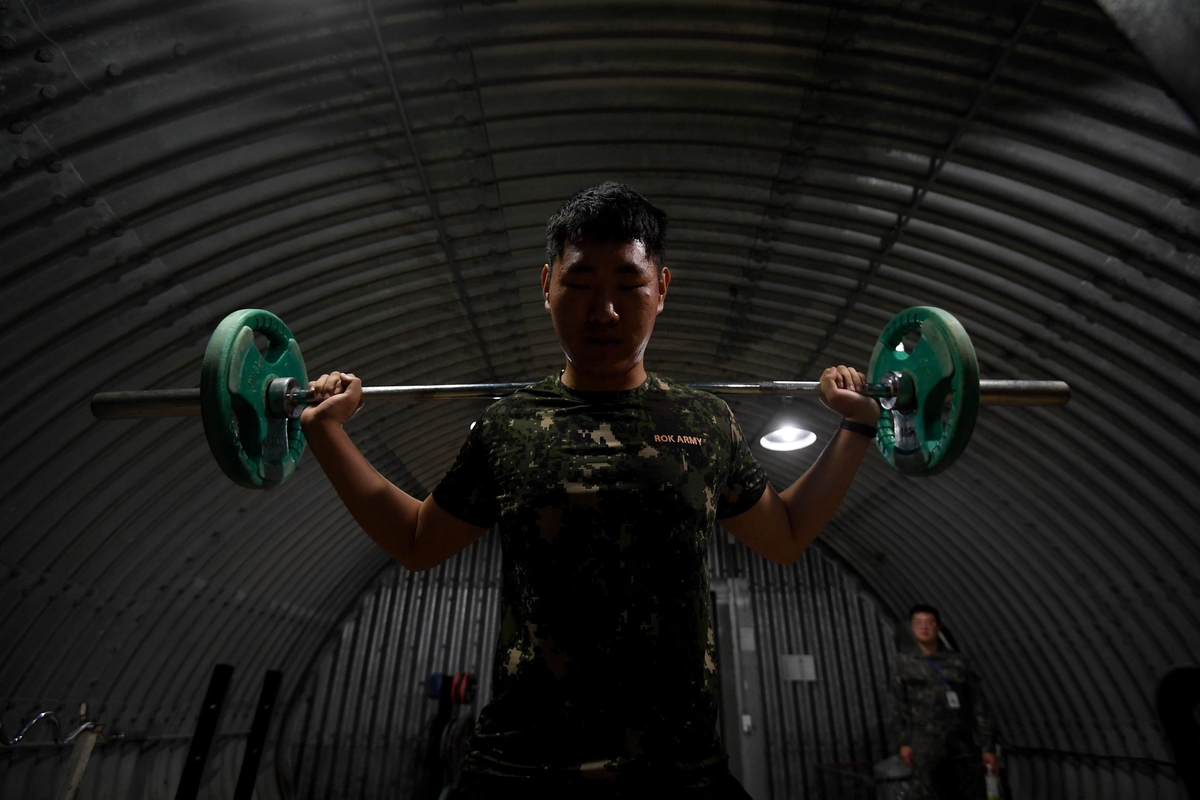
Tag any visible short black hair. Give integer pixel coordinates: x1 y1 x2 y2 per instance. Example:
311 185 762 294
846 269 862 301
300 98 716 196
909 604 940 624
544 182 667 269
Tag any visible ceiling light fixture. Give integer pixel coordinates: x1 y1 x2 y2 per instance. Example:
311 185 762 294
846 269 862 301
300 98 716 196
759 425 816 451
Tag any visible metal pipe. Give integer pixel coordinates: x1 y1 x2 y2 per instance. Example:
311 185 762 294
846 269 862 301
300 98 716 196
0 711 60 746
90 378 1070 420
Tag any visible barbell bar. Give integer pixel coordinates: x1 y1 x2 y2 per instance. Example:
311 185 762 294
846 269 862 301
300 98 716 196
88 306 1071 487
90 378 1069 421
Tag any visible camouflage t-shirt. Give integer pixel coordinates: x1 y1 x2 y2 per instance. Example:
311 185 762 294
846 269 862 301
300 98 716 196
888 646 996 758
433 373 768 783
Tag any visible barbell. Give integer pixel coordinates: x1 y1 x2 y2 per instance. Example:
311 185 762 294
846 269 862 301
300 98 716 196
90 307 1070 488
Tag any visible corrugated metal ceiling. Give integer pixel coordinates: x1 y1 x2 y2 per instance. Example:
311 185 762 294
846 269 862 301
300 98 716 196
1 0 1197 792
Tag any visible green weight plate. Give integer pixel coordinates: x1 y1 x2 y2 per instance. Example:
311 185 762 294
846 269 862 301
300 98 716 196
867 307 979 476
200 309 307 489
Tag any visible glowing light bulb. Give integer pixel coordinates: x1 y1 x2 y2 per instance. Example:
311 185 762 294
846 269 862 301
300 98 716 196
759 426 816 451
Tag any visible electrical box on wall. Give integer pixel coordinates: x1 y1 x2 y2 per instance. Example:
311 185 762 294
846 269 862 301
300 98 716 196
781 654 817 682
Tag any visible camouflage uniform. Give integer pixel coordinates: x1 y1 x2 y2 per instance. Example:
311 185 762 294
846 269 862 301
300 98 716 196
433 373 767 789
888 646 996 800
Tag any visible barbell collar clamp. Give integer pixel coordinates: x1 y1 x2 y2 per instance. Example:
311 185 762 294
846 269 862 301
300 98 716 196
267 376 302 419
876 371 914 411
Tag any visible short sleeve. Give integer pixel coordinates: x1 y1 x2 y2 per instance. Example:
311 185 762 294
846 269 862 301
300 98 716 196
432 416 500 528
715 406 768 519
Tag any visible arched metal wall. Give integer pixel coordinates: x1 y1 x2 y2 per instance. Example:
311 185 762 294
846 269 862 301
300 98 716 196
275 536 898 800
1 0 1197 797
277 534 503 800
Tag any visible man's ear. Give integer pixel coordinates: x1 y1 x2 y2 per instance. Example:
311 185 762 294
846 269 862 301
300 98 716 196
541 264 552 311
656 266 671 314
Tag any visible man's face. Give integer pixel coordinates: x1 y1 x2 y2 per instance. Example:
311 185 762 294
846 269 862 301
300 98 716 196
911 612 939 646
541 238 670 383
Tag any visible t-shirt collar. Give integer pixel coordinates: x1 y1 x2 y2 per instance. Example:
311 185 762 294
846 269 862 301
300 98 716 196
555 370 655 403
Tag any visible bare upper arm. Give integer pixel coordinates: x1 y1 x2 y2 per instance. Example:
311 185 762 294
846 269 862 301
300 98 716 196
406 495 489 571
718 483 801 564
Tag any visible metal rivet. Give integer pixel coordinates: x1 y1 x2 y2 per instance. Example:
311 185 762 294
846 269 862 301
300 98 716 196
40 85 58 99
8 119 30 134
106 62 123 77
47 160 63 173
35 47 54 62
173 42 188 57
12 155 30 169
0 36 14 50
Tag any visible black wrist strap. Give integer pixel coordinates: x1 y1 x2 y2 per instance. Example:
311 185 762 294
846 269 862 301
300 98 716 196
839 418 878 439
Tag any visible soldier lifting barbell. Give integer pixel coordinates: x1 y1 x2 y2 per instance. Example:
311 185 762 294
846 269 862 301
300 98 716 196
90 183 1068 799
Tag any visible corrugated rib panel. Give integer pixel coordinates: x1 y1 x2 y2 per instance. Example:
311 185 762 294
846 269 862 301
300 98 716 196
274 535 895 800
712 539 899 799
274 534 501 800
0 0 1196 798
0 733 262 800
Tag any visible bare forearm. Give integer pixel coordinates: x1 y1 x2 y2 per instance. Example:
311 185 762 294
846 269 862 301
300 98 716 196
724 425 875 564
298 372 486 571
777 428 874 555
303 421 421 561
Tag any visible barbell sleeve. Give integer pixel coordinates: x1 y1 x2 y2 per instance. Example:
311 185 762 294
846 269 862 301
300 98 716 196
91 389 203 419
90 379 1070 421
978 380 1071 405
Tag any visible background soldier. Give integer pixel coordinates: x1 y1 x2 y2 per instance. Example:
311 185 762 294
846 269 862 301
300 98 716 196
889 604 997 800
